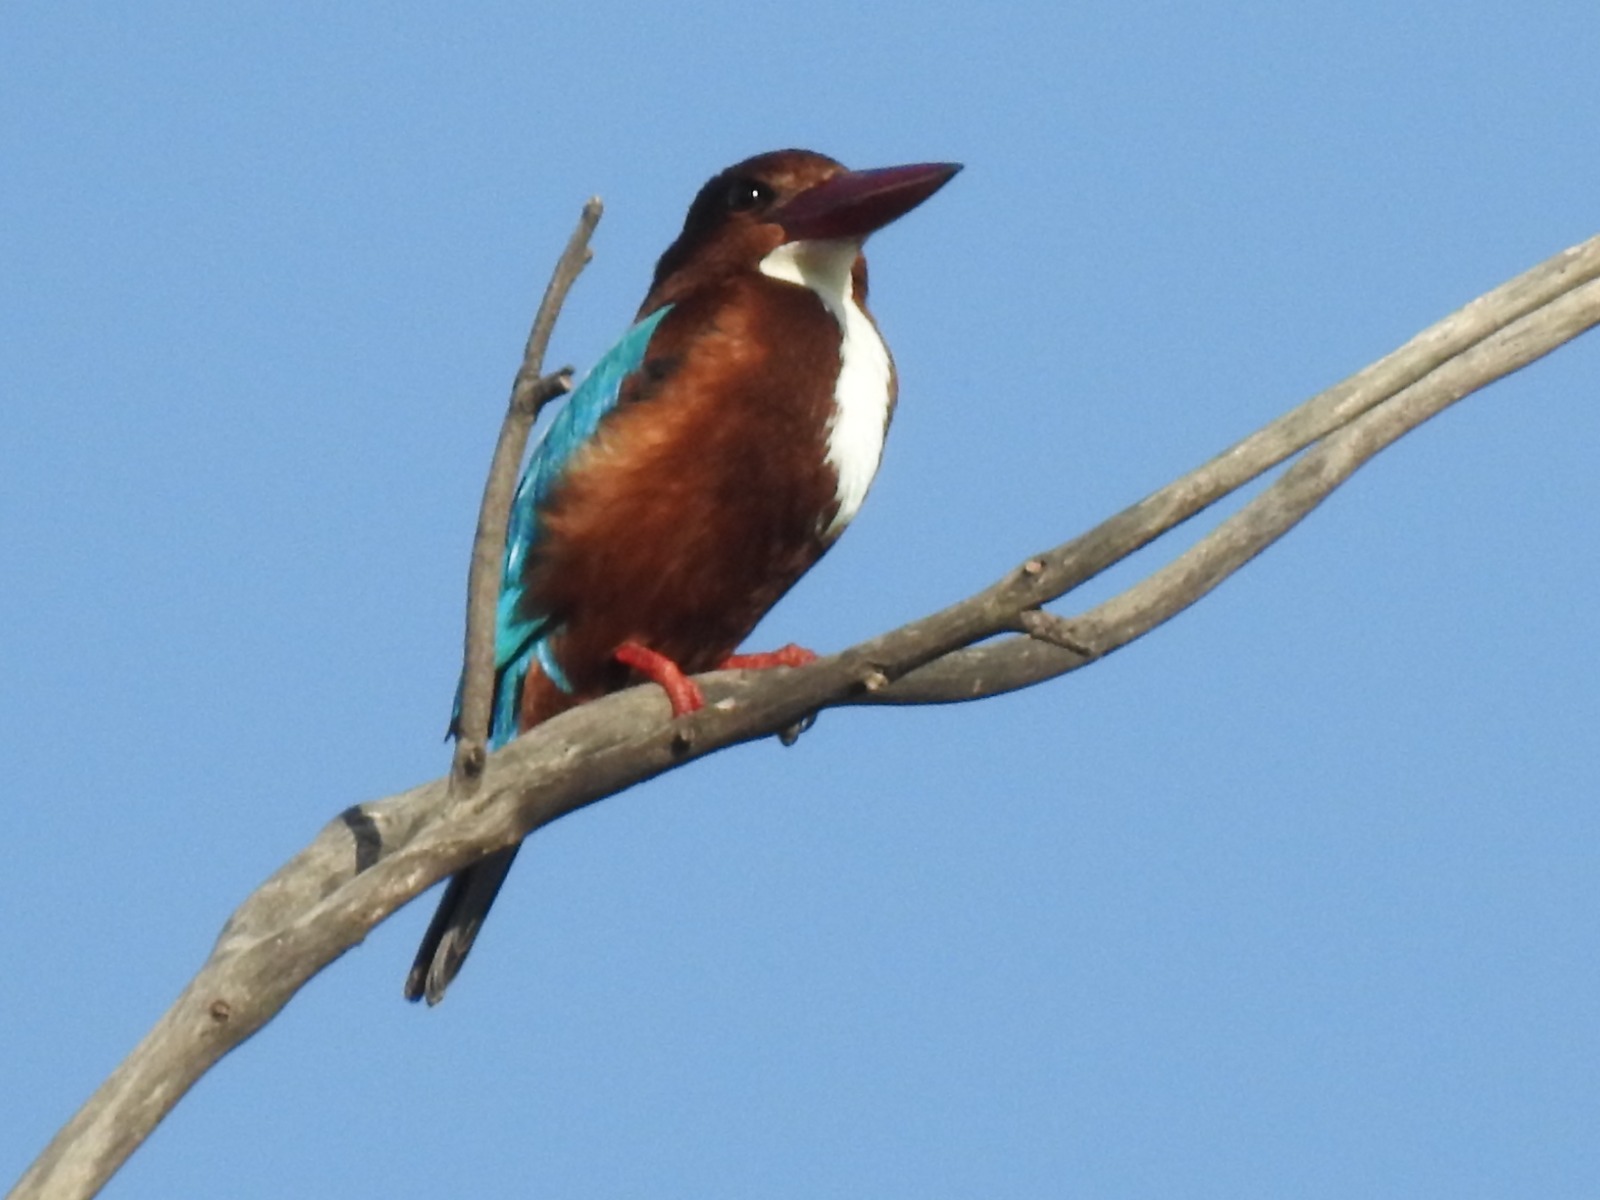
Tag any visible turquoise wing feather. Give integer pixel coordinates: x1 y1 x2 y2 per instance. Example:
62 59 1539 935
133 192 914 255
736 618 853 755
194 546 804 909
464 305 673 747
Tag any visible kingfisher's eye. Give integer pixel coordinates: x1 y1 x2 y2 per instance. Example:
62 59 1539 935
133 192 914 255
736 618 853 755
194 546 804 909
724 178 774 213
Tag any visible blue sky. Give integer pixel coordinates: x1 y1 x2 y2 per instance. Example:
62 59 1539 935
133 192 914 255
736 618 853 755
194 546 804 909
4 2 1598 1196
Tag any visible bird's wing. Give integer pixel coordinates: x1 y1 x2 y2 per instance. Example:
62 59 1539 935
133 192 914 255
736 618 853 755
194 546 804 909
464 305 675 746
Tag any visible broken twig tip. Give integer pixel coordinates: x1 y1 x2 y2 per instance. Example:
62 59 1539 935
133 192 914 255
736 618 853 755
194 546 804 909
779 713 818 746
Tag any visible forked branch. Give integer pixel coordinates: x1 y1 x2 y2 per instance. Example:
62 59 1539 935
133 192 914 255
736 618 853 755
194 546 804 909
12 229 1600 1200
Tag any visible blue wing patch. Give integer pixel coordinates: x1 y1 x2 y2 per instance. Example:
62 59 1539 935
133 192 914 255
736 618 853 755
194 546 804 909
459 305 673 748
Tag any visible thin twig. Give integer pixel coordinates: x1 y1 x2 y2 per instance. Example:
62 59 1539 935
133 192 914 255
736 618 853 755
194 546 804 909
450 198 603 790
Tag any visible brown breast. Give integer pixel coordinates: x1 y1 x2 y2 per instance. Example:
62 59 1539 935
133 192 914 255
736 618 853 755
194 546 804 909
519 273 849 715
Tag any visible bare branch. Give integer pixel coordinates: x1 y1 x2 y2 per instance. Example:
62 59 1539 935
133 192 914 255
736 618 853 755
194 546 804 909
858 238 1600 704
10 232 1600 1200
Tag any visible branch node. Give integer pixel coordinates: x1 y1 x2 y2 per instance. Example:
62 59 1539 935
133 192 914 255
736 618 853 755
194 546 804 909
1016 609 1094 657
450 742 487 790
511 367 574 418
208 999 232 1024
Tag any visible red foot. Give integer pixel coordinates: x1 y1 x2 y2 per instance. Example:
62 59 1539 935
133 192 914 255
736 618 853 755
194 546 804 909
614 641 704 716
719 643 819 670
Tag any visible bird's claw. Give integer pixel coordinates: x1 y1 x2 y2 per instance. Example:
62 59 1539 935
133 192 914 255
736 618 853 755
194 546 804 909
614 641 705 716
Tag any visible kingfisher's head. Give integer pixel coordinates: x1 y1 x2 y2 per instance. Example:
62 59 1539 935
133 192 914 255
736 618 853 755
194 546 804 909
642 149 960 312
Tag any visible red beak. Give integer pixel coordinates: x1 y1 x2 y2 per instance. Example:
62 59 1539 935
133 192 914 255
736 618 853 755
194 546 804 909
773 161 962 242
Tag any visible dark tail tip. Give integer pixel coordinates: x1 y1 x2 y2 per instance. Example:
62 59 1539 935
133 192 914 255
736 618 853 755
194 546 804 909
403 844 523 1006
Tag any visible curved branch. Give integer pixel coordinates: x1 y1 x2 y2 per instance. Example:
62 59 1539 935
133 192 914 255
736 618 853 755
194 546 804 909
11 233 1600 1200
858 239 1600 704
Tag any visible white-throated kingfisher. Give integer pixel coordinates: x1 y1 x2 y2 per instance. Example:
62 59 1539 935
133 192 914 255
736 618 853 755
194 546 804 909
405 149 961 1004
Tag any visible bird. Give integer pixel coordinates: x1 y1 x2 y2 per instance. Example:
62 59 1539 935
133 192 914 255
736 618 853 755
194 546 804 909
405 149 961 1004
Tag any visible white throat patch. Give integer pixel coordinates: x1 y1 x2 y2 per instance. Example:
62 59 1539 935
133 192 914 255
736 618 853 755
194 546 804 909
758 238 892 539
